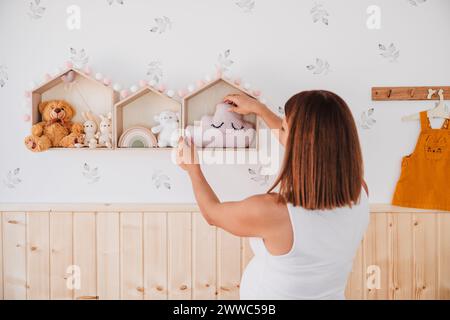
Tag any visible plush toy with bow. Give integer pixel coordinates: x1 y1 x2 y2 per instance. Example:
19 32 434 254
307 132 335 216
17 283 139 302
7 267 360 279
24 100 84 152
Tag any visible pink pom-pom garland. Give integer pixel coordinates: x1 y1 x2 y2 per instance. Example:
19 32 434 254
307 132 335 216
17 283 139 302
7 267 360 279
103 78 111 86
204 74 212 82
24 91 31 99
178 89 187 98
113 84 122 92
120 90 130 99
139 80 148 88
65 61 74 69
84 66 92 75
187 85 195 93
166 89 175 98
253 90 261 97
196 80 205 88
23 114 31 122
95 73 103 81
158 84 166 93
233 78 241 86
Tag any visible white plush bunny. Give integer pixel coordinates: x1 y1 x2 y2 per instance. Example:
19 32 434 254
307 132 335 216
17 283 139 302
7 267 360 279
96 112 113 148
151 110 180 147
81 111 99 149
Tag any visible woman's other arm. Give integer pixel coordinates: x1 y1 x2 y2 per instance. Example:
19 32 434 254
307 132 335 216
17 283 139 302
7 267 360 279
177 138 287 237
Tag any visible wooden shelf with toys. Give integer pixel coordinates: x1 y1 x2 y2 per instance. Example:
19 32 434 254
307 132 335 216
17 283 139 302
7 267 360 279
182 76 260 151
114 85 181 150
25 66 119 152
23 64 264 153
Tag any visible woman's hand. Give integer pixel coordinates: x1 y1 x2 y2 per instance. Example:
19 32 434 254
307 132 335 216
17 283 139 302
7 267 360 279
176 136 200 175
225 93 285 145
223 93 266 116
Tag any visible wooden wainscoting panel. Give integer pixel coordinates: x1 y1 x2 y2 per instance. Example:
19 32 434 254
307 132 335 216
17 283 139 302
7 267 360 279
438 213 450 299
390 213 414 299
143 212 168 300
97 212 120 300
73 212 97 300
26 212 50 299
2 212 27 299
363 213 390 299
192 212 217 300
0 205 449 301
120 213 144 300
345 243 364 299
49 212 73 300
168 212 192 300
217 229 241 300
413 213 438 300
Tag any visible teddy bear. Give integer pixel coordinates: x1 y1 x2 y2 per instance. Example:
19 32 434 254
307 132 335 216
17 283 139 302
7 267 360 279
185 103 256 148
24 100 84 152
151 110 180 147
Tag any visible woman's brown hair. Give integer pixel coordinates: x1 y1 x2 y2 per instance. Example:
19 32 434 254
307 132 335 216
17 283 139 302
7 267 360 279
268 90 364 210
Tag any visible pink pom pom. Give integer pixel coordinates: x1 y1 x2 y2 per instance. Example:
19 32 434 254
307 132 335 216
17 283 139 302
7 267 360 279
103 78 111 86
253 90 261 97
65 61 74 69
139 80 148 88
45 73 52 81
178 89 187 98
234 78 241 86
158 84 166 93
84 66 91 75
215 69 223 79
23 114 31 122
196 80 205 88
120 90 130 99
24 91 31 99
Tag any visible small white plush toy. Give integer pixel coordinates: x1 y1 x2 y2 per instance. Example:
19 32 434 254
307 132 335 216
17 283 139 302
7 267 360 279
151 110 180 147
96 112 113 148
81 111 99 149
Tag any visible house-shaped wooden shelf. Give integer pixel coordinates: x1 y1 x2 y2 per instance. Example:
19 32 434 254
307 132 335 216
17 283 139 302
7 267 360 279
114 86 181 149
31 68 119 149
182 77 259 150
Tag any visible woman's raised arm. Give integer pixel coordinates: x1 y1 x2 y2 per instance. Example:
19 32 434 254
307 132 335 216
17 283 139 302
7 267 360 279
224 94 285 145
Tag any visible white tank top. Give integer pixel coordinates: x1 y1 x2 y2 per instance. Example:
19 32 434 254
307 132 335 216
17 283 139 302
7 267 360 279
240 188 369 300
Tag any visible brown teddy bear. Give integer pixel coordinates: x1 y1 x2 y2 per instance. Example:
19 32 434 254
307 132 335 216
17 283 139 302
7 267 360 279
24 100 85 152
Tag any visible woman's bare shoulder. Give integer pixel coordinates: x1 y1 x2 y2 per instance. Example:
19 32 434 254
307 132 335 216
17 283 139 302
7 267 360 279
245 193 288 216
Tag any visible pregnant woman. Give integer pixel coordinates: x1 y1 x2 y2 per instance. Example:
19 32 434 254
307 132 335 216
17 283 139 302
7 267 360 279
177 90 369 300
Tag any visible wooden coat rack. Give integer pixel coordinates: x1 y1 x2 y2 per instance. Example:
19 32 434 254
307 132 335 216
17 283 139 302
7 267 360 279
372 86 450 101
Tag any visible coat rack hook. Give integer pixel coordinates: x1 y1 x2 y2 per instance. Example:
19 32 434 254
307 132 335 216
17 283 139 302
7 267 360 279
427 88 437 99
409 89 415 98
387 89 392 98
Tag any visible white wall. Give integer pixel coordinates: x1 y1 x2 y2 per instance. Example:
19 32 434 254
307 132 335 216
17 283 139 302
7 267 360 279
0 0 449 204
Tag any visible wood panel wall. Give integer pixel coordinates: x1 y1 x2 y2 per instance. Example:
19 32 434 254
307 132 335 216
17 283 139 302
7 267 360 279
0 205 448 300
